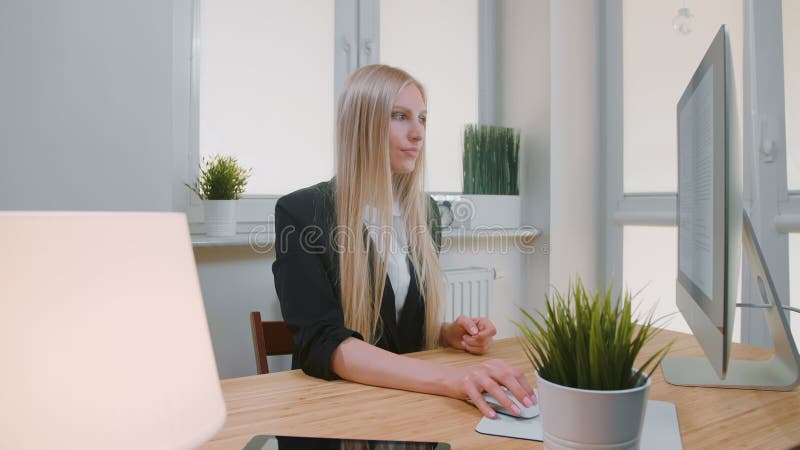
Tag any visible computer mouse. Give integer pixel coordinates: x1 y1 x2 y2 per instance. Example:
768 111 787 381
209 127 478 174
468 391 540 419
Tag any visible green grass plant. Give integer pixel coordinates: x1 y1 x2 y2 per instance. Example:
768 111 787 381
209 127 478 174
463 124 519 195
186 154 252 200
514 278 673 390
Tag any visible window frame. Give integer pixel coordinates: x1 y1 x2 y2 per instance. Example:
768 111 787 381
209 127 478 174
741 0 793 346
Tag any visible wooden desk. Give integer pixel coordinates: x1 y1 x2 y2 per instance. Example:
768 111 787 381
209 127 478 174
200 330 800 450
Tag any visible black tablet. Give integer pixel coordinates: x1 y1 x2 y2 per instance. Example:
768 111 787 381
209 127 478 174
243 435 451 450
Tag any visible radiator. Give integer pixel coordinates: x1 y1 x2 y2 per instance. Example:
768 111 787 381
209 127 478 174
442 267 494 322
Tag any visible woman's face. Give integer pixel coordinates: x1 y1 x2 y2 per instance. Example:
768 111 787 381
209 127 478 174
388 83 426 174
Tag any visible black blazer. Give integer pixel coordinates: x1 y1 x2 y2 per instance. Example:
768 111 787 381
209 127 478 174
272 180 441 380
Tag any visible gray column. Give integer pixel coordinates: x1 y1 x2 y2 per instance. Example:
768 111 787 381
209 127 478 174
549 0 603 292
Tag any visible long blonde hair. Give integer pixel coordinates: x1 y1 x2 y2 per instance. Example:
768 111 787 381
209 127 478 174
335 64 444 349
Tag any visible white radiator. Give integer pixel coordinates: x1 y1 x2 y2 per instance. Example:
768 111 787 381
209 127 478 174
442 267 494 322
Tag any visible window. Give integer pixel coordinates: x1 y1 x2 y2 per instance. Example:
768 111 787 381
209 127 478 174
622 226 688 333
610 1 800 347
379 0 479 192
790 235 800 345
193 1 485 210
622 225 745 339
198 0 335 196
622 0 742 193
611 1 742 338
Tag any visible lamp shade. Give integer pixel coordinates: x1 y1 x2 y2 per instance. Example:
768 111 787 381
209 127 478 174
0 212 226 449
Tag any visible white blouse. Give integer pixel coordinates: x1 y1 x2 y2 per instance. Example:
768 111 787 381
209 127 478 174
363 201 411 321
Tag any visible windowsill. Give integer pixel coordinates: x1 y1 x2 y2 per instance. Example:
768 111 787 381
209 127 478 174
190 226 540 248
191 231 275 248
441 227 540 240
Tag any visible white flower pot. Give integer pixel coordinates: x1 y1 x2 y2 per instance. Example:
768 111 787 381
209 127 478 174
453 194 520 229
536 371 651 450
204 200 237 237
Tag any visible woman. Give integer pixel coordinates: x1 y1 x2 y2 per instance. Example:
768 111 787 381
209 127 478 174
272 64 534 419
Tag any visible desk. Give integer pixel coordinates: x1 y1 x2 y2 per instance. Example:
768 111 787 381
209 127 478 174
200 330 800 450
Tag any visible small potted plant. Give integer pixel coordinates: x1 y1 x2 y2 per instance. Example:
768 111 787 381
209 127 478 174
459 124 520 229
186 154 251 237
514 279 672 450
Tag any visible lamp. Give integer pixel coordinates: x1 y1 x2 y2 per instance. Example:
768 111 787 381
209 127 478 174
0 212 226 449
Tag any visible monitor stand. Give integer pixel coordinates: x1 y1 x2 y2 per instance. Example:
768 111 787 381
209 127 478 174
662 211 800 390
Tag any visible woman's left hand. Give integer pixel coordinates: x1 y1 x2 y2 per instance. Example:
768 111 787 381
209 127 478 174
440 315 497 355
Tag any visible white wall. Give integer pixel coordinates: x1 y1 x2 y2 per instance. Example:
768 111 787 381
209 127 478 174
440 242 524 339
0 0 178 211
193 247 291 378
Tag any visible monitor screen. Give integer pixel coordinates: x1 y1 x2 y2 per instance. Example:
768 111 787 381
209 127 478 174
675 24 742 379
678 61 719 318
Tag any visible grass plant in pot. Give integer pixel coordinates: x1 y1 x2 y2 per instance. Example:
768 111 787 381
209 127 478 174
514 279 672 450
186 154 251 237
460 124 520 229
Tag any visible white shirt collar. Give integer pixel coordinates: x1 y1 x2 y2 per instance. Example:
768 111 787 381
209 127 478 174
364 200 403 224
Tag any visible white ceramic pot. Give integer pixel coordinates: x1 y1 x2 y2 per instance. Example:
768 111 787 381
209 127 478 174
536 371 651 450
204 200 237 237
454 195 521 229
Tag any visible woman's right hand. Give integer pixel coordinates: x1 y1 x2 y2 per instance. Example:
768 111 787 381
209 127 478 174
440 359 536 418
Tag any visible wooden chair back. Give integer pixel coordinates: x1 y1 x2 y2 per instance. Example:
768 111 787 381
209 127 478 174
250 311 294 374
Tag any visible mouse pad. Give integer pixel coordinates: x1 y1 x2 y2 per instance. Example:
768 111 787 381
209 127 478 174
475 400 683 450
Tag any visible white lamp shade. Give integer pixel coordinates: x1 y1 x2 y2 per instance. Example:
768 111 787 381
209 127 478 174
0 212 226 450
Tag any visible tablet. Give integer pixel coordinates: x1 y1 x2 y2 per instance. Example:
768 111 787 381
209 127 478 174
244 435 451 450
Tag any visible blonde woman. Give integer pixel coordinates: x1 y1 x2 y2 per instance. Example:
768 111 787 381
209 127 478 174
272 64 535 419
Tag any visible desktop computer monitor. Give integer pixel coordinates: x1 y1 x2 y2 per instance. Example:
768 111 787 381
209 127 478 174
674 24 741 379
663 25 800 390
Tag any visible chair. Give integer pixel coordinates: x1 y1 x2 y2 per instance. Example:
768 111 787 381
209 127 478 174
250 311 294 374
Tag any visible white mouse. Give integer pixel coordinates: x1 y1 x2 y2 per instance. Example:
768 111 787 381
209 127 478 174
468 391 540 419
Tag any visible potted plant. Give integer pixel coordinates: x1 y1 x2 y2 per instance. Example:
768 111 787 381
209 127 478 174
514 279 672 450
186 154 251 237
459 124 520 229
